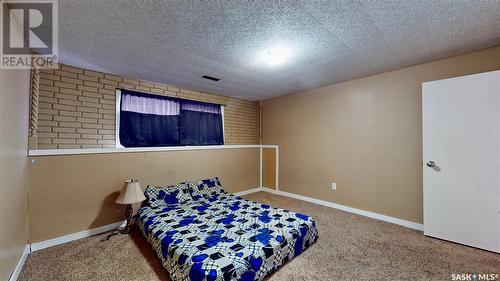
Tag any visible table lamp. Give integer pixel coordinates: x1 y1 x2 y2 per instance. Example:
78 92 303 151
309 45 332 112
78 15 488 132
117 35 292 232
115 179 146 233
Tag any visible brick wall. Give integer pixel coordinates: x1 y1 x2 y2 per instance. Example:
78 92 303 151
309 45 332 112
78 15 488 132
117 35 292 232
34 64 259 149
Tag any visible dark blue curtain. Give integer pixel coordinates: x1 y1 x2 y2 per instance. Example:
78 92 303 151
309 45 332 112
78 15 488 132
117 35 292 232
119 112 180 147
119 89 223 147
179 100 224 146
119 89 180 147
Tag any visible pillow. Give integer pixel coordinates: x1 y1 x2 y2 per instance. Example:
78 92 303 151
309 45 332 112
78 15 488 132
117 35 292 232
144 183 192 208
189 177 225 201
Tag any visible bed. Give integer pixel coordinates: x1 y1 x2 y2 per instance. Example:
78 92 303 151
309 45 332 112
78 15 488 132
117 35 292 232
137 178 318 281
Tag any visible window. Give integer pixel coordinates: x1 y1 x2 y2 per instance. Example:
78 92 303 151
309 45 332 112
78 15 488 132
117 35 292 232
115 89 224 147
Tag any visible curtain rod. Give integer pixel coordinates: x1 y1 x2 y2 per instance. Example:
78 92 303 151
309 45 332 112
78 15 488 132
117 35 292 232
116 88 227 106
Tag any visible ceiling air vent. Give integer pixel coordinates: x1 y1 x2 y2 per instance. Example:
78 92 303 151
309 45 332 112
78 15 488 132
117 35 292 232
202 75 220 81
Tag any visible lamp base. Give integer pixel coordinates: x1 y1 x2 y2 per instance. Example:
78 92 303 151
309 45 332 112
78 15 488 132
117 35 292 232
100 204 134 241
123 204 133 232
119 226 132 234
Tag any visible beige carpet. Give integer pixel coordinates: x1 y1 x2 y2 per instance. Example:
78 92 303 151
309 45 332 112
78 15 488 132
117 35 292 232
20 192 500 281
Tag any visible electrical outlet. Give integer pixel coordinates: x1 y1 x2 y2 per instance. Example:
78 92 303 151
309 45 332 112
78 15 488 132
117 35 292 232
331 182 336 190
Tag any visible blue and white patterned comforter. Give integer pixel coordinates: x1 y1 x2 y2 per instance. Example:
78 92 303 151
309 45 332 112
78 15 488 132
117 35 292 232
138 192 318 281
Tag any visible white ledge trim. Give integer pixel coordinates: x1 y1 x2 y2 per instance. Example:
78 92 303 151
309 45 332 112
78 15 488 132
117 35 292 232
29 144 279 157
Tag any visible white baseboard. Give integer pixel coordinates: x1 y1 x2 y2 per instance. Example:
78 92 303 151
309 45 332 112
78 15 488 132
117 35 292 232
8 244 30 281
28 186 421 256
30 220 125 252
262 187 423 231
28 187 263 253
234 187 263 196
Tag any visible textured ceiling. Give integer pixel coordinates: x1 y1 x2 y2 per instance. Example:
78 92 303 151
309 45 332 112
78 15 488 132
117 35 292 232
59 0 500 101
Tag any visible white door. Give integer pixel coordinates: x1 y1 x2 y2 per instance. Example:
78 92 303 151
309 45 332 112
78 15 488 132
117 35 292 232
423 70 500 253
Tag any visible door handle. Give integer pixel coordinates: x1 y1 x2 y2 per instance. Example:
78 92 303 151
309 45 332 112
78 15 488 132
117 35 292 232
426 161 436 167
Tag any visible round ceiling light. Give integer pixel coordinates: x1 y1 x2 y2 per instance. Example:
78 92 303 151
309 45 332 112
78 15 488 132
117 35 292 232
261 47 291 66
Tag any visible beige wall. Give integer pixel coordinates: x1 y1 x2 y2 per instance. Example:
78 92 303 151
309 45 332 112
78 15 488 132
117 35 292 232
262 46 500 224
0 69 30 280
29 63 261 242
28 148 260 242
262 148 276 188
34 64 259 149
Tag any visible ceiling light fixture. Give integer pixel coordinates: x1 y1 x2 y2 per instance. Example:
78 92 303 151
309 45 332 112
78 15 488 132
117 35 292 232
261 47 291 66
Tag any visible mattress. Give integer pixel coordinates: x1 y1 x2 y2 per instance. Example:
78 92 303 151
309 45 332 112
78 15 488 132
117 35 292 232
137 192 318 281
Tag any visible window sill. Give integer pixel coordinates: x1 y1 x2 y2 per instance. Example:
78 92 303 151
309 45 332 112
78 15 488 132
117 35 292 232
28 144 279 157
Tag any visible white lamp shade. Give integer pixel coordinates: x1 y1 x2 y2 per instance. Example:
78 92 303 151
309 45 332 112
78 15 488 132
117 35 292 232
115 179 146 204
